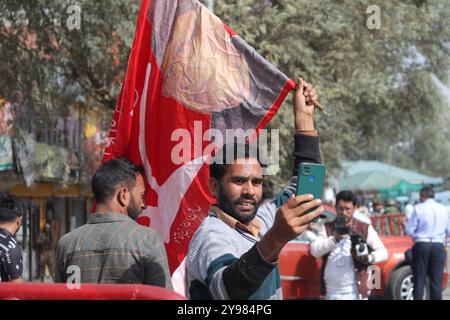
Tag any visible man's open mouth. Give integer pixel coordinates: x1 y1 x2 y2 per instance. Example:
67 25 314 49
236 200 256 212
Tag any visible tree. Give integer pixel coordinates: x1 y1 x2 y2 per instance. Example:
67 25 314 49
2 0 449 193
213 0 450 194
0 0 140 116
0 0 141 184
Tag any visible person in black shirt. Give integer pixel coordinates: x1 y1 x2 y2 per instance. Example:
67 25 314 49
0 194 24 283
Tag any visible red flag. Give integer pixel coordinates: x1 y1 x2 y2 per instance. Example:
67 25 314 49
103 0 295 287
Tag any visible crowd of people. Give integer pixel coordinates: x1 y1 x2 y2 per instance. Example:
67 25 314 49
1 79 449 301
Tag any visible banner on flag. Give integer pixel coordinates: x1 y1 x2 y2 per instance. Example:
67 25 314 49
103 0 296 292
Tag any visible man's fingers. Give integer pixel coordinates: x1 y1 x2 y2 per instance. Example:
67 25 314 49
296 78 304 96
297 206 324 224
285 194 314 209
297 79 317 101
303 81 311 89
292 199 323 217
304 82 313 93
304 85 317 104
293 224 310 236
308 88 316 99
290 206 322 234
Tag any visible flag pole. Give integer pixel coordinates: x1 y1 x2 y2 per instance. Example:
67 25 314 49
313 100 327 115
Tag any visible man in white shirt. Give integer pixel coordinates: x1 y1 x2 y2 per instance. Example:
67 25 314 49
310 190 388 300
405 187 450 300
354 208 372 225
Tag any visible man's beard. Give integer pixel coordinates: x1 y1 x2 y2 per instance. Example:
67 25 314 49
127 196 143 221
217 185 260 224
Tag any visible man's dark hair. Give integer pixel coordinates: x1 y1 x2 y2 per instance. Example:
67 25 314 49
210 143 265 181
420 186 434 199
0 194 25 224
92 158 145 204
335 190 357 206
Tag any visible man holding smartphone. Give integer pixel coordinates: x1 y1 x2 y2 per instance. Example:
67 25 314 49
186 78 324 300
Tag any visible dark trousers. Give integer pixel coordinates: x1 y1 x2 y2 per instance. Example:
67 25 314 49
412 242 446 300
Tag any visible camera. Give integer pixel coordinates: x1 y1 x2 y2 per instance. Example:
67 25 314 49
334 216 350 235
351 234 369 257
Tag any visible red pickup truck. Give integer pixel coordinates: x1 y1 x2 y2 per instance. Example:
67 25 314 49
279 204 448 300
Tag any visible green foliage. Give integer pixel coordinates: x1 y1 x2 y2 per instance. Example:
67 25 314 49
1 0 449 194
213 0 450 195
0 0 140 116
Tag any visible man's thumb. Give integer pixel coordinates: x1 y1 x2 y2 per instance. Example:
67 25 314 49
296 78 304 96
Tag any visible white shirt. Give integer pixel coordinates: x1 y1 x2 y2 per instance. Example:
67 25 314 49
405 199 450 243
353 209 372 225
324 236 358 294
309 223 388 294
404 204 414 221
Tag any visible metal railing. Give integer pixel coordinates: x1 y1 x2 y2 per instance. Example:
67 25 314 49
371 213 406 236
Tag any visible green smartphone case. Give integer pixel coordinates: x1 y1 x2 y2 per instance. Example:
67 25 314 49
296 162 327 222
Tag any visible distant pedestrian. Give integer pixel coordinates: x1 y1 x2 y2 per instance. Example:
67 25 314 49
405 187 450 300
36 223 55 281
372 199 384 217
384 199 399 215
0 194 25 283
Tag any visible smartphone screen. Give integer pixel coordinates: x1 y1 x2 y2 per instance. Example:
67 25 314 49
296 162 327 222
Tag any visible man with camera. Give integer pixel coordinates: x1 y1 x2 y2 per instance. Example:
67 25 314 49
310 190 388 300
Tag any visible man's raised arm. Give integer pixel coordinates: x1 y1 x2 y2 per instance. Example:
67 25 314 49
293 78 321 171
